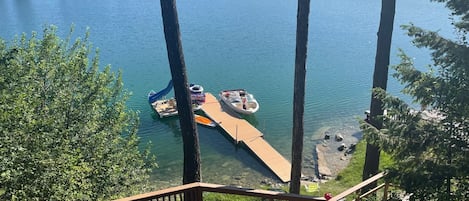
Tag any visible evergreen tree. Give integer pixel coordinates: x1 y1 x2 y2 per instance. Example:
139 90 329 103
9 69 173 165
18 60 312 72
361 0 469 199
290 0 310 194
160 0 201 184
0 26 156 201
362 0 396 193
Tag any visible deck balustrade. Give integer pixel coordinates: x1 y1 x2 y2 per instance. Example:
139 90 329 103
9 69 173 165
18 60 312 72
115 172 397 201
114 182 325 201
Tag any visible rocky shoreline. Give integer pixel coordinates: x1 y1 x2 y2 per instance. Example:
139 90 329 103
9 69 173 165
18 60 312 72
151 125 363 191
297 124 363 186
315 126 362 180
260 125 363 191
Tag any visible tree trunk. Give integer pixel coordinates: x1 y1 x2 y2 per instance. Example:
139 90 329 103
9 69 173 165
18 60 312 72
290 0 311 194
160 0 201 184
362 0 395 193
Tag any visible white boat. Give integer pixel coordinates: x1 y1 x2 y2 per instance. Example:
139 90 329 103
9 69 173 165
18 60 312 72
219 89 259 115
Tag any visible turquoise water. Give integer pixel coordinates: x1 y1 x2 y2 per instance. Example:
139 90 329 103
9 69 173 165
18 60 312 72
0 0 451 188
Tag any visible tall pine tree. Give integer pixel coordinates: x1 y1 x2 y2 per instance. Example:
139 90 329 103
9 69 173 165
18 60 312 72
290 0 311 194
160 0 201 184
362 0 396 194
361 0 469 199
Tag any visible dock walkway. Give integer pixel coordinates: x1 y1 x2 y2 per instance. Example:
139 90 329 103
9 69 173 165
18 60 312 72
202 93 292 183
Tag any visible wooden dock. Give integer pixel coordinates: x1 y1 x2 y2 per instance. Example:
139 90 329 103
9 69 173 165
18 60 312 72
202 93 292 183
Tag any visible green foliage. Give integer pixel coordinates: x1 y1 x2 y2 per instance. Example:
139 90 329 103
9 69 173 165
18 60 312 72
0 26 156 200
431 0 469 33
203 192 261 201
361 0 469 200
315 140 394 197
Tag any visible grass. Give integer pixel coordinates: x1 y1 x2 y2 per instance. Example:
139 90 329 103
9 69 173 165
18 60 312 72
304 140 394 197
204 192 262 201
202 139 395 200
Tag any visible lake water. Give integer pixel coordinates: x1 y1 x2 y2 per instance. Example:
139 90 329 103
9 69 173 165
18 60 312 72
0 0 452 189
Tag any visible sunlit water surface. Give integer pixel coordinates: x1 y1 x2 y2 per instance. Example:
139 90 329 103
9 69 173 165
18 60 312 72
0 0 452 189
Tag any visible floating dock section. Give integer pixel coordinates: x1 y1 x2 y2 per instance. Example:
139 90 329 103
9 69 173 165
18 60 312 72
202 93 292 183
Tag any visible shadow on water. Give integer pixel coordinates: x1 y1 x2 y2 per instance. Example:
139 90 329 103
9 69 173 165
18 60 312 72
199 106 278 182
196 108 278 181
201 126 279 183
158 117 181 137
148 104 181 138
148 103 279 184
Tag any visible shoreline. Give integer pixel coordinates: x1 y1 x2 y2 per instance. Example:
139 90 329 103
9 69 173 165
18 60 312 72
149 124 363 191
243 124 363 190
301 124 362 180
315 126 362 180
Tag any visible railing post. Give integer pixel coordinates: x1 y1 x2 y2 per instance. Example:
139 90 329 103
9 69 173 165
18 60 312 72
382 182 389 201
195 187 203 201
329 172 386 201
236 124 238 144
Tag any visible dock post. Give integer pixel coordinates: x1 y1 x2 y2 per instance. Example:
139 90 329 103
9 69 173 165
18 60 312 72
200 93 292 182
235 125 238 144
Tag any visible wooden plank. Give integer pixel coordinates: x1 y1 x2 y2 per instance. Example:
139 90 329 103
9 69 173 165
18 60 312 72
202 93 292 182
328 172 386 201
113 182 200 201
115 182 326 201
202 93 263 142
244 137 292 182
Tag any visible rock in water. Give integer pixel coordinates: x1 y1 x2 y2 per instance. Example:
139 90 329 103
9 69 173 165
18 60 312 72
335 134 344 141
338 143 347 151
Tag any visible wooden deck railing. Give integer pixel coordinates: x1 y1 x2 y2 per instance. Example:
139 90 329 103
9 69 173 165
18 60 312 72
115 172 394 201
329 172 390 201
114 182 326 201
